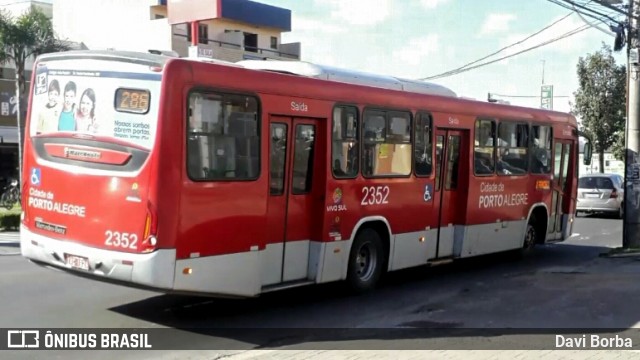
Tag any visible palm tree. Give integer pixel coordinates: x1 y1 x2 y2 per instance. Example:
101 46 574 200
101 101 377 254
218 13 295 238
0 7 69 184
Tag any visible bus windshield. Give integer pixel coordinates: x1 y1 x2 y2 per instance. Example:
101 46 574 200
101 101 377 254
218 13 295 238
29 58 162 150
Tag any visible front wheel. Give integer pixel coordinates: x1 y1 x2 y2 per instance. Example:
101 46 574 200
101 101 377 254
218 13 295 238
346 228 384 293
520 217 538 257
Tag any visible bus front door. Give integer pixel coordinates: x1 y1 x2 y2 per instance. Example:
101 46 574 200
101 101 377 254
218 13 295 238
265 116 325 286
549 140 574 240
434 128 469 259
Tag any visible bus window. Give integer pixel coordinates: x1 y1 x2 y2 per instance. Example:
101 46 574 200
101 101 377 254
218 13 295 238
332 106 359 178
496 121 528 175
270 123 287 195
435 135 444 190
562 143 571 190
474 119 495 175
531 125 552 174
292 124 315 194
554 142 563 184
362 109 412 177
445 135 461 190
414 112 432 176
187 91 259 181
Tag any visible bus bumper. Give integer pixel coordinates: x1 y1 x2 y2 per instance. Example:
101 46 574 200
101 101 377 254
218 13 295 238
20 225 176 290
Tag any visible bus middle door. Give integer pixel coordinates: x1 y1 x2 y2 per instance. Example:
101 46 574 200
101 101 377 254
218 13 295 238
434 128 469 259
266 116 324 287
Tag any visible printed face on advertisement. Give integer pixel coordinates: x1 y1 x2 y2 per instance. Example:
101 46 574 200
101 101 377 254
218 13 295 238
48 89 58 106
64 89 75 110
80 94 93 117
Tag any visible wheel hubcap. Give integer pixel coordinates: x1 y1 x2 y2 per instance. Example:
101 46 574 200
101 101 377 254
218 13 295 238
355 241 377 281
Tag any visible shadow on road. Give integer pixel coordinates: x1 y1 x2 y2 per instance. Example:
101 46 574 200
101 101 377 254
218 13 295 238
107 242 640 349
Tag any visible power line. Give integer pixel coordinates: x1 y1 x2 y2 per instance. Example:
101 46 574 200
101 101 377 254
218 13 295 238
420 23 593 80
545 0 623 24
416 1 623 81
490 93 571 98
418 12 575 81
551 0 621 22
573 1 617 36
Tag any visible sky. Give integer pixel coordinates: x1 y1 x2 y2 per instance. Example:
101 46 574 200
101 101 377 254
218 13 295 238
255 0 628 114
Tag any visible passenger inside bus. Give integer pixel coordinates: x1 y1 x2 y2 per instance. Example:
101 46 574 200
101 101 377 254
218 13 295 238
333 159 347 176
474 152 493 175
497 148 525 175
530 139 551 173
415 151 432 175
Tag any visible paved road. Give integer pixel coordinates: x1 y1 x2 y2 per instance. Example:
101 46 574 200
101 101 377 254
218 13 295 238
1 214 636 359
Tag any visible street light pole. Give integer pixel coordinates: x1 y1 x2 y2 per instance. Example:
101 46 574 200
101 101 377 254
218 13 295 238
624 0 640 248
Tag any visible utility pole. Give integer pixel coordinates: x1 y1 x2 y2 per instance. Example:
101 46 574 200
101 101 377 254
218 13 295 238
624 0 640 248
541 60 546 85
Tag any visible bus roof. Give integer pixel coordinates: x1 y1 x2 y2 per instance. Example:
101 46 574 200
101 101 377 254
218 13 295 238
235 60 458 98
36 50 171 67
35 50 575 125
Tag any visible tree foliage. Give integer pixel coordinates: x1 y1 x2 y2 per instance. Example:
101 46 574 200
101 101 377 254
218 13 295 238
572 43 626 172
0 7 69 182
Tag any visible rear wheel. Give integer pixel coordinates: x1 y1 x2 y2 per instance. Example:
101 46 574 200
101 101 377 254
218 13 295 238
346 228 384 293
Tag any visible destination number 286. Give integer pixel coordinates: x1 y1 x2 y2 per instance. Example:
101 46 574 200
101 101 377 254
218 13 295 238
361 186 390 206
105 230 138 250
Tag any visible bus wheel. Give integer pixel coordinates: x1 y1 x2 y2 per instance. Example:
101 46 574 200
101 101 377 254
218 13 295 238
521 218 537 256
346 228 384 293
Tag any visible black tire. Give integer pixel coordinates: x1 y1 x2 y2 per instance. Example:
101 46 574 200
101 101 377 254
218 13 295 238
346 228 384 293
520 217 538 257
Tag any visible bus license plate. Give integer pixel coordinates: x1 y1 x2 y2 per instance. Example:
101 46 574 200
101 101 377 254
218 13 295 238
65 254 89 271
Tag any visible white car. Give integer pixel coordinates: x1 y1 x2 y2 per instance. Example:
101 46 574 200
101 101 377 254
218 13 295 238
576 173 624 219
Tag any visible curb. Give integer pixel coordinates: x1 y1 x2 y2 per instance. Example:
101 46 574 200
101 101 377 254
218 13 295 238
0 242 20 256
0 232 20 256
602 252 640 258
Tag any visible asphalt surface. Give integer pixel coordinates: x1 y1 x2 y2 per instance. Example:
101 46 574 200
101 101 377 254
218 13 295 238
0 214 636 359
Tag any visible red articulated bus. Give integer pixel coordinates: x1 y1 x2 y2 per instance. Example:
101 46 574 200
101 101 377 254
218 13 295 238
20 50 592 297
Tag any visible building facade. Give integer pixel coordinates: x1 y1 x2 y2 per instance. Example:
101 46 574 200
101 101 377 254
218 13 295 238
53 0 300 62
0 0 299 186
0 0 55 185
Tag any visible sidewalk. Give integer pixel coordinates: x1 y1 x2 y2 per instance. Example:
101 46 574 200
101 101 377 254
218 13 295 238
215 350 640 360
0 230 19 243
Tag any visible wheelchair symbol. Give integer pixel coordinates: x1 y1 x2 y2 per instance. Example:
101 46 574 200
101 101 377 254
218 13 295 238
423 184 432 202
30 168 41 186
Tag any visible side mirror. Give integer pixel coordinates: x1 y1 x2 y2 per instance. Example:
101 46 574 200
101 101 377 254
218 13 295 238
583 142 592 166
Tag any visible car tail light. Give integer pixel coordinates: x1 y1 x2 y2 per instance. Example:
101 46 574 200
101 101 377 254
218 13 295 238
140 200 158 253
610 189 618 198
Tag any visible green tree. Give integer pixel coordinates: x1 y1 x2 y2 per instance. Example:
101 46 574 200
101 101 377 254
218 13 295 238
572 43 626 172
0 7 69 182
611 129 625 162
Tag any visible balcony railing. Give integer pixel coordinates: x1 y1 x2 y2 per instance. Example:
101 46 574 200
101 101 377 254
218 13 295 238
173 33 299 59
